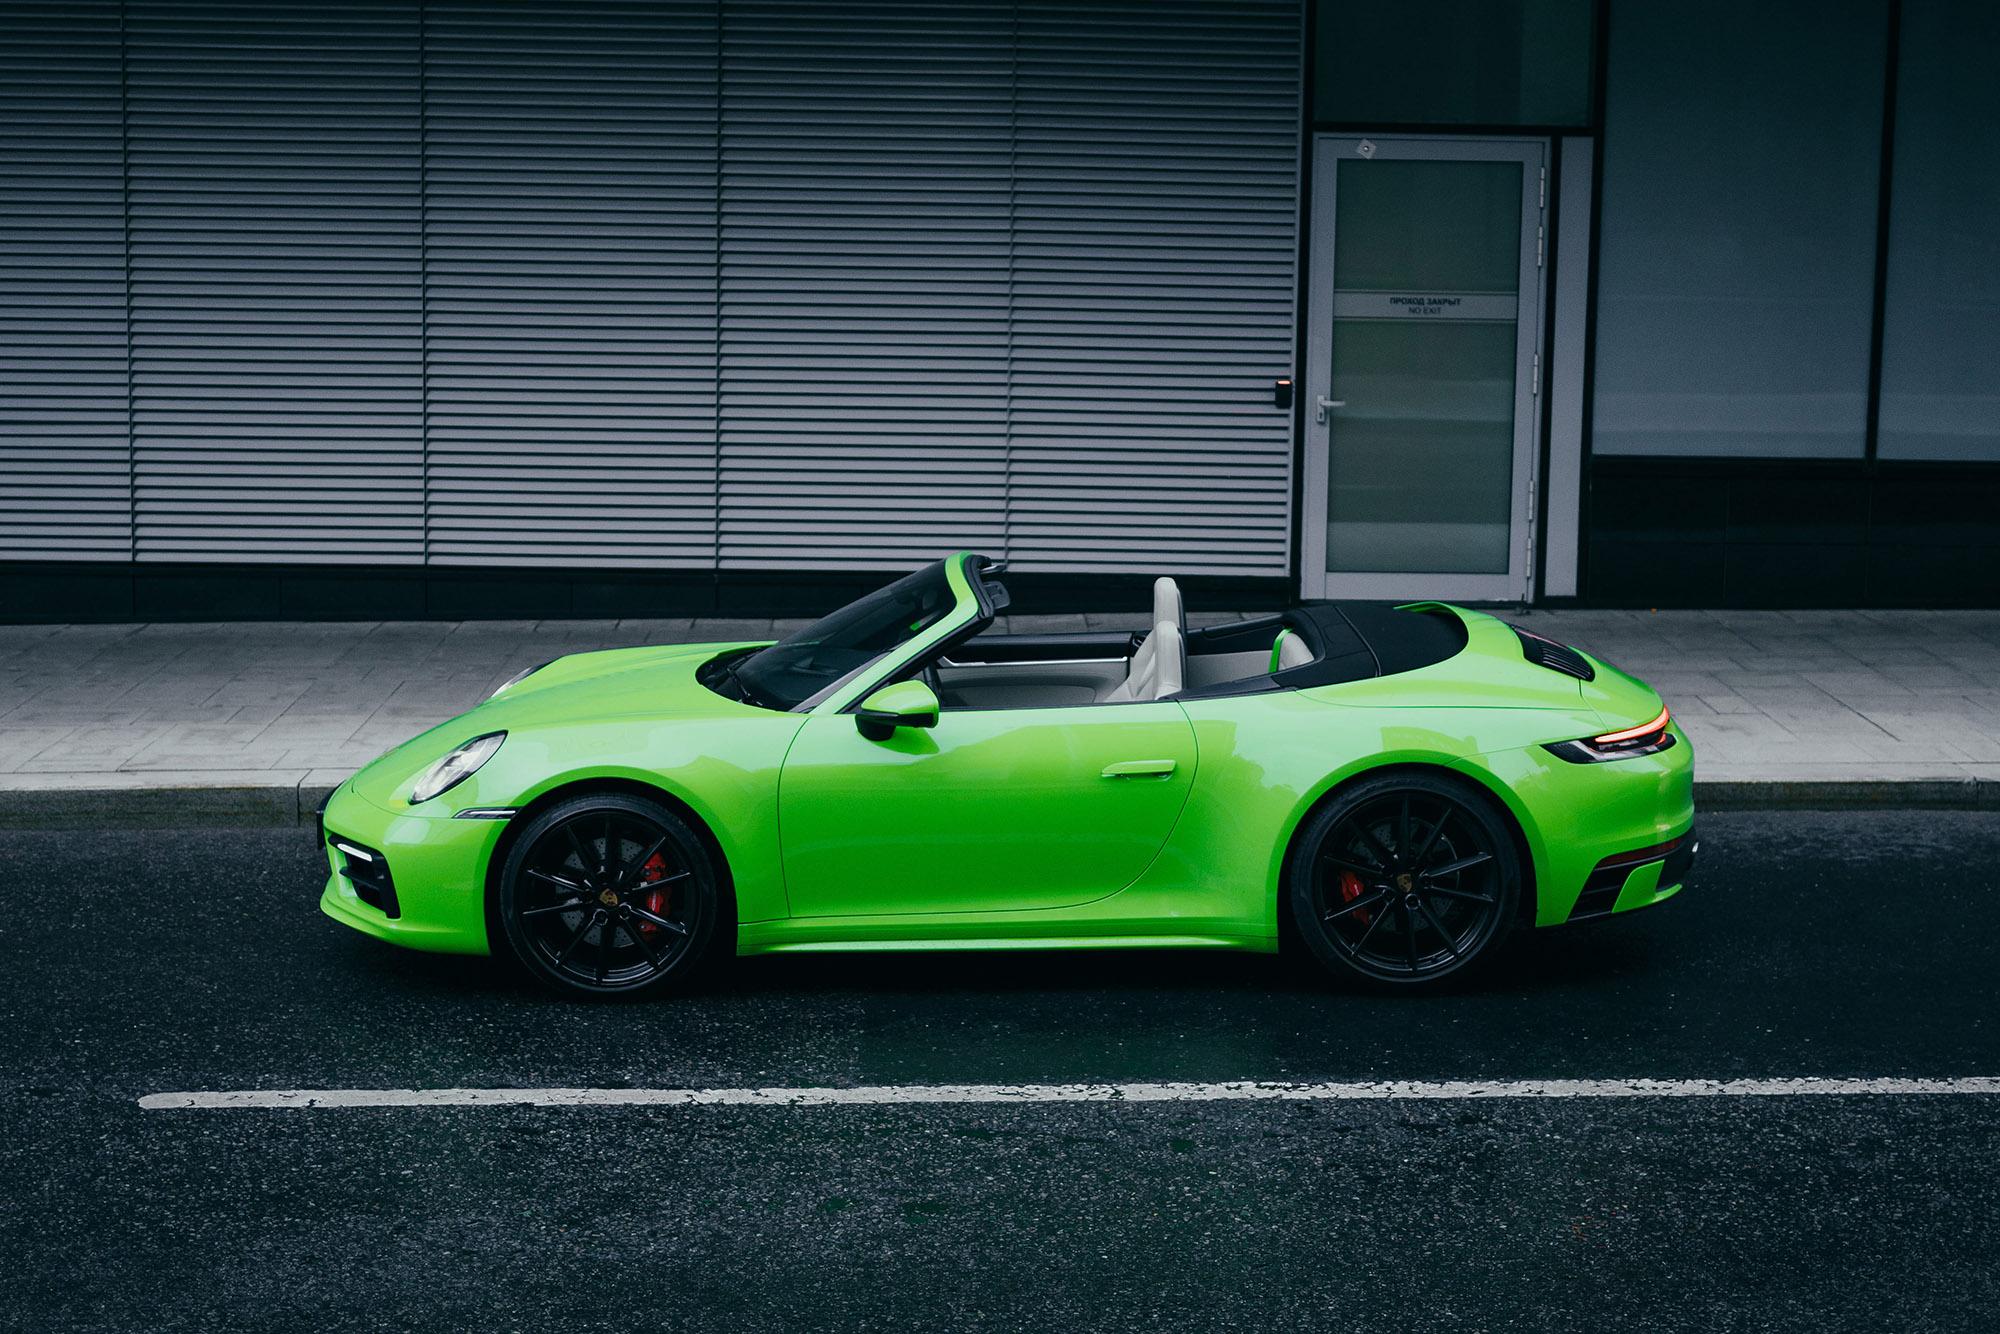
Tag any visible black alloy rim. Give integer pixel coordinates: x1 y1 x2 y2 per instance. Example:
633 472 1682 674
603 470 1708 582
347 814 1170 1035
1313 792 1503 979
516 810 701 989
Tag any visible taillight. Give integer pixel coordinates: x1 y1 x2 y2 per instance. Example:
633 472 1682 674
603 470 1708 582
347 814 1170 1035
1544 706 1676 763
1591 706 1671 745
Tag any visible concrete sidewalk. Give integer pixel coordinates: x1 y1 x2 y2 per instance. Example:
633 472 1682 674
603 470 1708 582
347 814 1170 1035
2 608 1998 825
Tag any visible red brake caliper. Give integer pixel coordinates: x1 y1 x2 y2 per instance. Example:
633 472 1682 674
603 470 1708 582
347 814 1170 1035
637 852 672 934
1338 868 1373 926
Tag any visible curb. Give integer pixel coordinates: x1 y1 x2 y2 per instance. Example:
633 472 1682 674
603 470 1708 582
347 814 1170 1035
1694 778 2000 811
0 782 340 831
0 777 1995 831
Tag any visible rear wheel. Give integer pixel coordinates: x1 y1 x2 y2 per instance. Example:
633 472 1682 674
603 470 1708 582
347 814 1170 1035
497 793 723 999
1287 773 1520 989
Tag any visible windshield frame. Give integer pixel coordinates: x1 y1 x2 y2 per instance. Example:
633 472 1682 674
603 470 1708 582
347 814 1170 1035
724 553 993 715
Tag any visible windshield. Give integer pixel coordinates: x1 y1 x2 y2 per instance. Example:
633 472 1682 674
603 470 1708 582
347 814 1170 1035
727 560 959 711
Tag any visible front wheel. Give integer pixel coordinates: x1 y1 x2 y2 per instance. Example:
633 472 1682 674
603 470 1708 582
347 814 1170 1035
1287 773 1521 990
497 793 724 999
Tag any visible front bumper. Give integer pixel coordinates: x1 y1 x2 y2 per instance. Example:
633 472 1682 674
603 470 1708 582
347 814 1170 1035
318 779 502 955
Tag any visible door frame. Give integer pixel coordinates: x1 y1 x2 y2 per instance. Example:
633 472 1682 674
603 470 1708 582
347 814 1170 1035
1299 134 1549 603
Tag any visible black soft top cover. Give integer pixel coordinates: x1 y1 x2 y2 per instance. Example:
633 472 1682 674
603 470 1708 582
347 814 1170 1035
1283 602 1468 686
1178 602 1469 698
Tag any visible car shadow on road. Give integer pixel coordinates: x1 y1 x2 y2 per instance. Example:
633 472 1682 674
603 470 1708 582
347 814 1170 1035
328 912 1667 1006
709 918 1666 1002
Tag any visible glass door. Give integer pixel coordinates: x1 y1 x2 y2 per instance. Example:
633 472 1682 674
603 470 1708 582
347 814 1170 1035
1301 137 1546 601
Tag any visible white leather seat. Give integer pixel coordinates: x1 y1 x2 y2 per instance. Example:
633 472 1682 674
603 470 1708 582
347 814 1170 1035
1149 619 1184 696
1274 626 1314 669
1102 577 1186 702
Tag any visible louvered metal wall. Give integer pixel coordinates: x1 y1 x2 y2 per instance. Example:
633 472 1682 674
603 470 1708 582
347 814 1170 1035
426 1 719 568
1013 1 1300 573
128 0 425 562
0 0 1301 577
0 1 130 558
718 0 1013 571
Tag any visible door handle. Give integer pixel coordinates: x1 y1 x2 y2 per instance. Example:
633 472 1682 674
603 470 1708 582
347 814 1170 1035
1315 396 1347 424
1101 759 1177 779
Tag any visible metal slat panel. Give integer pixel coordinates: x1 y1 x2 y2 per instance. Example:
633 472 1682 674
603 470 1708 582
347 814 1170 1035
1009 0 1300 574
424 1 719 568
717 0 1011 571
0 0 132 558
126 0 424 563
3 1 1304 580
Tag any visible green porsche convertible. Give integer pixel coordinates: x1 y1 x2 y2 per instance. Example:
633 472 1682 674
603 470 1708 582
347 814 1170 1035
320 552 1694 996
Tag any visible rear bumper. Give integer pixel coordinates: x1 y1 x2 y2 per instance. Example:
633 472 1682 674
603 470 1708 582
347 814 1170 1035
318 780 500 955
1567 828 1697 922
1477 723 1697 927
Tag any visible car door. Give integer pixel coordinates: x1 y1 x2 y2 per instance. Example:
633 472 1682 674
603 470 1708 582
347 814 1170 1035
778 700 1198 917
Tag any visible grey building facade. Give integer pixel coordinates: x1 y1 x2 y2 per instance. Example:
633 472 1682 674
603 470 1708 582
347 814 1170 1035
2 0 1995 619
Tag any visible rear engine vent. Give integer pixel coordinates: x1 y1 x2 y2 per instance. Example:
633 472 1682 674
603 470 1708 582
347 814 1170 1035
1512 626 1595 681
329 835 400 919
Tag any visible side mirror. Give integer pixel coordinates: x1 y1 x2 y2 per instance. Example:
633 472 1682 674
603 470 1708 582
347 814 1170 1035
855 679 940 741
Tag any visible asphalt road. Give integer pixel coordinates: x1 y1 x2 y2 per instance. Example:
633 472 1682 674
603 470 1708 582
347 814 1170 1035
3 810 1998 1331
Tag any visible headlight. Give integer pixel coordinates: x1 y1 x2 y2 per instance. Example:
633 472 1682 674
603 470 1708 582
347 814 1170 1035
409 731 505 804
489 660 552 700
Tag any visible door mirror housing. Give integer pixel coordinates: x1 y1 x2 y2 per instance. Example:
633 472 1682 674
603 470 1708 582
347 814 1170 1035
855 679 940 741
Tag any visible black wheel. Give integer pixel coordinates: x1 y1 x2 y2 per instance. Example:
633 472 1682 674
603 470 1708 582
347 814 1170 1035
1287 773 1521 989
497 793 724 999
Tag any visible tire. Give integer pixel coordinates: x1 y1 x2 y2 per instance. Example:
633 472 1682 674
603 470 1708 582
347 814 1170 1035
1286 772 1521 990
496 792 726 999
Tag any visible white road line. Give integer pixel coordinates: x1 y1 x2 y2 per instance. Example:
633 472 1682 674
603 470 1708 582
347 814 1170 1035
138 1076 2000 1111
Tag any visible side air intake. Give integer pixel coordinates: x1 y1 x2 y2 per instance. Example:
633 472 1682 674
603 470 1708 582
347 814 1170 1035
328 835 400 919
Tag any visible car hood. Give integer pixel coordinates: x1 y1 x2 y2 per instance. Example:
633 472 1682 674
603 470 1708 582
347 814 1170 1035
478 640 771 727
341 641 773 809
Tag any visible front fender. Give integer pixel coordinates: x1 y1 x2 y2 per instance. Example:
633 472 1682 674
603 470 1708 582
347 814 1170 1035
439 713 807 926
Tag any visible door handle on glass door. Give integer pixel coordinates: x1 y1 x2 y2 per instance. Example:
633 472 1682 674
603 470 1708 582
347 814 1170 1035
1315 396 1347 424
1101 759 1177 779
